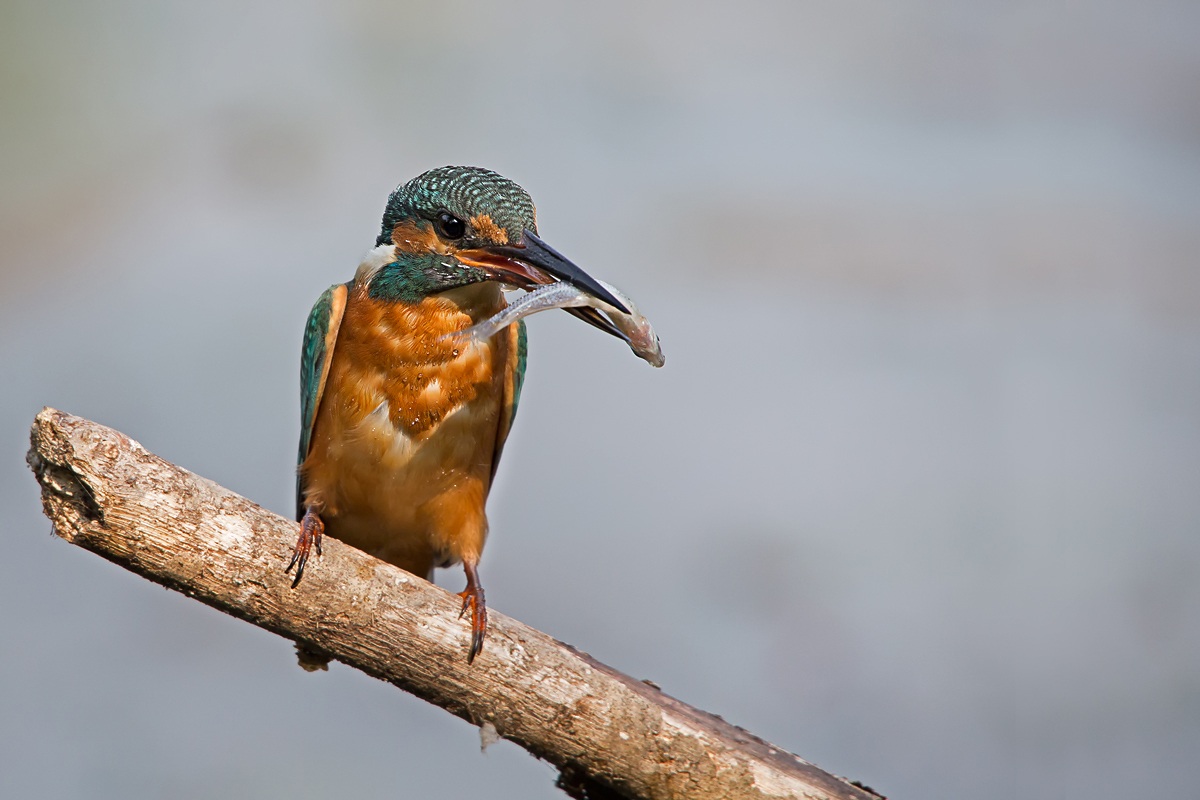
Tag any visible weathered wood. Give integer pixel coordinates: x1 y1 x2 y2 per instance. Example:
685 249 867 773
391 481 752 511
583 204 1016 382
26 408 880 800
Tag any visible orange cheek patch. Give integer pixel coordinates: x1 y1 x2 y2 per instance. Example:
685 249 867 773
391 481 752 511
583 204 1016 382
391 220 447 254
469 214 509 245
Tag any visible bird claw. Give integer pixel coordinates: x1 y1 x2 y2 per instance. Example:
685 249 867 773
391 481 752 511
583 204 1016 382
286 508 324 587
457 583 487 664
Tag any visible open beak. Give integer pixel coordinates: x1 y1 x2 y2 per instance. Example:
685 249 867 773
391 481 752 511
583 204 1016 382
458 230 631 340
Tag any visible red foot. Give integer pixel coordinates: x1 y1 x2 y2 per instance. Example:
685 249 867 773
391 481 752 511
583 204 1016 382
457 562 487 663
286 507 324 587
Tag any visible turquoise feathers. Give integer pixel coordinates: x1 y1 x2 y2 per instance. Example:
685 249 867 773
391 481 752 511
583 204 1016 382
377 166 538 247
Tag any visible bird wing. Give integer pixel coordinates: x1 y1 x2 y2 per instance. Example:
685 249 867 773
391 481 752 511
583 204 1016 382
490 319 527 484
297 283 349 520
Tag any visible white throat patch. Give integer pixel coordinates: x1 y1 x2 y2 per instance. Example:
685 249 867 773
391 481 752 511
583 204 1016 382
354 244 397 284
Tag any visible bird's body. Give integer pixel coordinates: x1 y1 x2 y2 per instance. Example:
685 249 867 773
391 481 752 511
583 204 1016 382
299 277 522 581
291 166 626 661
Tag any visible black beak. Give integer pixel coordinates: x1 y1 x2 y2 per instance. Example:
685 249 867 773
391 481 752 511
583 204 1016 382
460 229 630 315
494 230 630 314
457 229 631 341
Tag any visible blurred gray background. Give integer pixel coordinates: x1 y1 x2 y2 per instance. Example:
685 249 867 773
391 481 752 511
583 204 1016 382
3 2 1198 798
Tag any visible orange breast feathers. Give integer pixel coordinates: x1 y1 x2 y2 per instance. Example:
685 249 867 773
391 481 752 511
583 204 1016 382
329 282 508 438
299 281 512 531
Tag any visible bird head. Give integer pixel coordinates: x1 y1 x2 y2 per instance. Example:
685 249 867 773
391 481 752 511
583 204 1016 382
367 166 627 332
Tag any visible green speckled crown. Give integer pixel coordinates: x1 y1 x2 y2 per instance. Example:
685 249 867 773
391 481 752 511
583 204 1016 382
377 166 538 246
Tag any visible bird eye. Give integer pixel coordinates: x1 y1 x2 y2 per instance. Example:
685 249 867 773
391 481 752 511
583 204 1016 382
435 211 466 240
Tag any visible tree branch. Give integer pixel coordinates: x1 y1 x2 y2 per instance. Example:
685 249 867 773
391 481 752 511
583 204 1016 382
26 408 880 800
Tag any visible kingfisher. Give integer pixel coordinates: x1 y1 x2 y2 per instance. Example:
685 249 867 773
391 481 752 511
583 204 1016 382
289 166 629 663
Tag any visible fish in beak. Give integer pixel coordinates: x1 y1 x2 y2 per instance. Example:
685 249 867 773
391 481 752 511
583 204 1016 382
457 229 631 340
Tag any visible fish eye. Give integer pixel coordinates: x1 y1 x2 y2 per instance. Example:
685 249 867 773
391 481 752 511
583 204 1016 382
435 211 466 240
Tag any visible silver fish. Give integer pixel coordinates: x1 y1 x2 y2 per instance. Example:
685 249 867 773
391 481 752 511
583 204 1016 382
452 280 664 368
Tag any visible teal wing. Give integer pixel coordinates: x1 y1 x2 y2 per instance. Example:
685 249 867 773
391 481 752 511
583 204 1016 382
490 319 527 483
296 283 349 520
